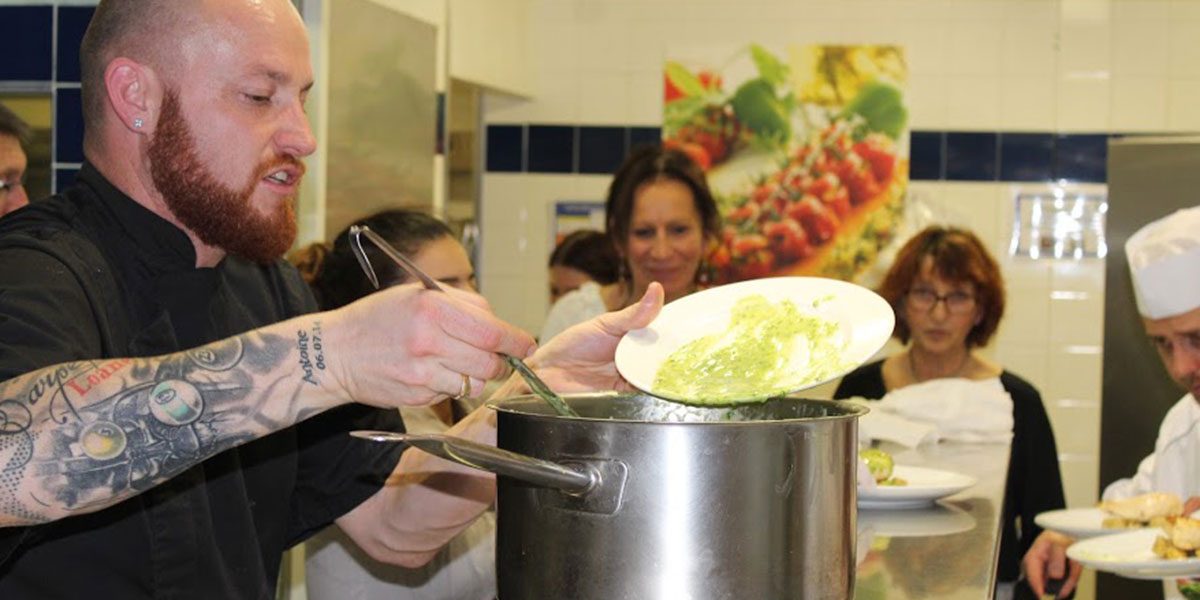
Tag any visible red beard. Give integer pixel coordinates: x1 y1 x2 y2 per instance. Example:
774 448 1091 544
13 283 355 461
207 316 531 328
148 89 302 264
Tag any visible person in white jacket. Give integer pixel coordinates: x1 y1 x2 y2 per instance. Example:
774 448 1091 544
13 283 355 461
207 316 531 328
1023 206 1200 598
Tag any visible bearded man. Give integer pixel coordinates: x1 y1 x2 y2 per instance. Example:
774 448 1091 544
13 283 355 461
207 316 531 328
0 0 663 597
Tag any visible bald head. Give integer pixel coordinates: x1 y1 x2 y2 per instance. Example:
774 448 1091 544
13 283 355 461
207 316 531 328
79 0 304 138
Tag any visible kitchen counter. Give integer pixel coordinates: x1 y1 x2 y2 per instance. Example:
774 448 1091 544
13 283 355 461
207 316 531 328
854 441 1012 600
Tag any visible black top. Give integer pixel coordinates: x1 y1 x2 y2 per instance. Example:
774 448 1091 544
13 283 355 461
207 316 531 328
834 360 1066 588
0 163 405 599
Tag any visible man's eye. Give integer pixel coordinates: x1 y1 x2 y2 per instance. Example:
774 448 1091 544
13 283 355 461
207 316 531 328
244 93 271 104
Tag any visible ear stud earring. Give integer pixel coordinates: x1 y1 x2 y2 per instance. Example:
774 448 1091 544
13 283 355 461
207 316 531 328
133 118 144 129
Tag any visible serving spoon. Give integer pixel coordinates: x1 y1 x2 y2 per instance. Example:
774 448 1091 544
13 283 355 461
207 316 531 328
349 225 579 418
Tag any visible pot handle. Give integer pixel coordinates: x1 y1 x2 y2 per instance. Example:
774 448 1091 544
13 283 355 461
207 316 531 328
352 431 597 495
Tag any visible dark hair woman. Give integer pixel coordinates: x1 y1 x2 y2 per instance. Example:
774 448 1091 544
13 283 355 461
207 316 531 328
540 144 720 341
289 209 493 600
294 209 473 310
547 229 619 303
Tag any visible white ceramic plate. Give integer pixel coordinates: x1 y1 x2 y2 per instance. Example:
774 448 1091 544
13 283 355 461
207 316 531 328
614 276 894 403
1035 507 1137 539
857 465 977 510
857 503 977 537
1067 529 1200 579
1035 507 1200 540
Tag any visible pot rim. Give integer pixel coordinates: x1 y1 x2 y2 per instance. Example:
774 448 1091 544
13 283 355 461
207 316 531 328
486 391 868 425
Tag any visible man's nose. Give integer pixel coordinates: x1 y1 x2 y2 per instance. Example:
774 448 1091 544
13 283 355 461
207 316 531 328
276 102 317 158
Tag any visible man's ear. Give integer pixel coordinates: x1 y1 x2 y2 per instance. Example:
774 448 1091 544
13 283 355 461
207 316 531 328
104 57 162 135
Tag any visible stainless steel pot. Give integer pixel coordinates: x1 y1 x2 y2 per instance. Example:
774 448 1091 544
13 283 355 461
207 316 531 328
394 392 865 600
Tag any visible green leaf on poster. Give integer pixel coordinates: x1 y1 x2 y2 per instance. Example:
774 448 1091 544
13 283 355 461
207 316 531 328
731 78 791 142
665 61 706 98
838 80 908 140
663 95 707 134
750 44 788 88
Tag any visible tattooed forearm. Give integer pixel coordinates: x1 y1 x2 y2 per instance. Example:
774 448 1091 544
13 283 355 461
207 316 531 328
0 319 342 527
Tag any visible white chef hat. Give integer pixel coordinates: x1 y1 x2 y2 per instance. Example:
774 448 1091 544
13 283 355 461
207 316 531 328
1126 206 1200 319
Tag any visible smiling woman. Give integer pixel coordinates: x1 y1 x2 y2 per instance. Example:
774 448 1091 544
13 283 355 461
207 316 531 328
540 144 721 342
833 225 1066 599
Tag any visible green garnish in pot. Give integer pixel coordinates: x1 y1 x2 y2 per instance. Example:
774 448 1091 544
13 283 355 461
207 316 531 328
651 294 848 404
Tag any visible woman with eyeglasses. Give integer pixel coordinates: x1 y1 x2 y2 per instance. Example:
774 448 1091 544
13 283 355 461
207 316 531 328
834 225 1065 600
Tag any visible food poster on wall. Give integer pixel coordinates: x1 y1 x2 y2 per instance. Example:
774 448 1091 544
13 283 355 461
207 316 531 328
663 44 909 285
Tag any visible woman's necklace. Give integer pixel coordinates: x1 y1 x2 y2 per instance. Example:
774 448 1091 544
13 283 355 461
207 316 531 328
907 349 971 383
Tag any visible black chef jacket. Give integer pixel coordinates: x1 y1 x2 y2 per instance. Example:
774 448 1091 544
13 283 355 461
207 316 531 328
0 163 405 598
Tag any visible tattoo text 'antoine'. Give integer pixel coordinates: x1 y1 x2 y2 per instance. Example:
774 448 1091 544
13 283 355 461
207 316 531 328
297 320 326 386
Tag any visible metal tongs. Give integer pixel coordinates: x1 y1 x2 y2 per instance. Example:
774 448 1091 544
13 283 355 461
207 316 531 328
349 225 579 417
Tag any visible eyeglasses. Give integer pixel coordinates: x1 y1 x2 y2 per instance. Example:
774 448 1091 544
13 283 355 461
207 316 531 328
906 288 976 313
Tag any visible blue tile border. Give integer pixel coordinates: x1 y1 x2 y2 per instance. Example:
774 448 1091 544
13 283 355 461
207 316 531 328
909 131 943 181
1055 134 1107 183
629 126 662 150
485 125 523 173
1000 133 1055 182
483 123 1113 183
578 126 625 174
56 6 96 83
0 6 53 81
945 132 998 181
54 87 85 164
527 125 575 173
0 6 1122 190
54 167 78 194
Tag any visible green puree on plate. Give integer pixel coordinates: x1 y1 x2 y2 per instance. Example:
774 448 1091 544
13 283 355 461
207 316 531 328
651 294 848 404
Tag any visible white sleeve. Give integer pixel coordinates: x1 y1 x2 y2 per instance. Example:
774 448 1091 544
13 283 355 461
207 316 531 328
1102 394 1196 500
1102 453 1158 500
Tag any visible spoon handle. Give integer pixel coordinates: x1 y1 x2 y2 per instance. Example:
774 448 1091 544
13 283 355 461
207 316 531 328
350 225 445 292
504 355 578 417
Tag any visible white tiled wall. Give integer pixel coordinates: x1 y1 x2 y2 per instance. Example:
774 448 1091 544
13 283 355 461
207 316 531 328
477 9 1197 597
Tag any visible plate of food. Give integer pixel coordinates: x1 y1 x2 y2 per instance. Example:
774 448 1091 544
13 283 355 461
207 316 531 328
857 464 977 510
1067 520 1200 579
1037 493 1187 539
614 276 894 405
